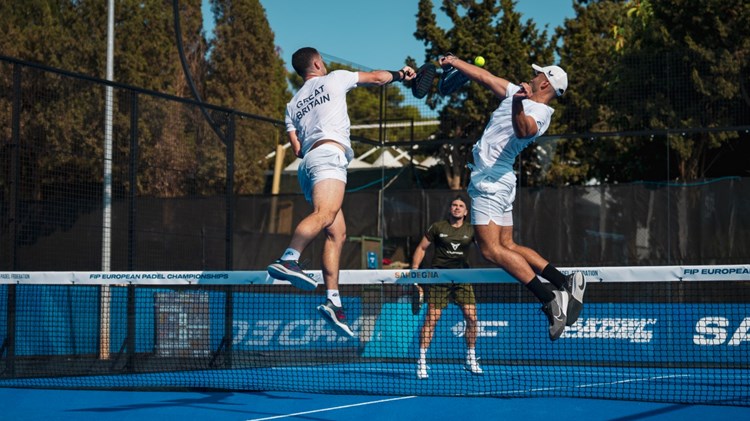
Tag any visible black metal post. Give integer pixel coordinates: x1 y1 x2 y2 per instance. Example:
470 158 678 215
4 284 16 377
225 114 235 270
9 64 22 270
126 284 135 372
128 91 139 270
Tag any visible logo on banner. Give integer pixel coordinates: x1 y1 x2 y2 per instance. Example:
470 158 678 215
563 318 656 343
693 317 750 346
451 320 509 337
233 318 358 347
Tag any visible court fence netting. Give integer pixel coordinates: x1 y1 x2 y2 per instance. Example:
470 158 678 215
1 266 748 406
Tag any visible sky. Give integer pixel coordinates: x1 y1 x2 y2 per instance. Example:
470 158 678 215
202 0 575 71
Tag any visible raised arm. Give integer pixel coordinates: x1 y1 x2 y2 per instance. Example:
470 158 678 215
439 54 510 98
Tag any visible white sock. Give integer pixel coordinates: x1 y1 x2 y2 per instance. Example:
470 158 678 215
327 290 342 307
467 348 476 362
281 248 300 261
419 348 428 363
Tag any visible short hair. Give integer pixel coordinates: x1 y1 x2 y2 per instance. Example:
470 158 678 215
291 47 320 77
451 195 468 208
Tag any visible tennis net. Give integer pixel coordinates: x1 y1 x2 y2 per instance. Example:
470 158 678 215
0 266 748 406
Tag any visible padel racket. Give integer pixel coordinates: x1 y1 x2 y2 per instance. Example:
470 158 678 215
437 65 469 95
412 63 437 99
411 283 424 315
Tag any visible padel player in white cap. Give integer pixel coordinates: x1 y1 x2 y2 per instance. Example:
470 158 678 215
437 54 585 341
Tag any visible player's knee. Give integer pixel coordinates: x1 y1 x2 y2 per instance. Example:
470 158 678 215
325 226 346 243
499 237 517 250
479 247 501 264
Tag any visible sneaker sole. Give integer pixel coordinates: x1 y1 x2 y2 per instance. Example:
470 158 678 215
566 272 586 326
317 305 355 338
267 264 317 291
550 291 569 341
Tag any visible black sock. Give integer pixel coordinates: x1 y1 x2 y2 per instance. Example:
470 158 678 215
541 264 567 289
525 276 555 303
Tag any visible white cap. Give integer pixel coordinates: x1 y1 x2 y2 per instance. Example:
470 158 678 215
532 64 568 97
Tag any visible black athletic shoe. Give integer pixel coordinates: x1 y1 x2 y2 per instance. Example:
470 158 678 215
561 272 586 326
317 300 355 338
541 289 569 341
267 259 317 291
412 63 436 99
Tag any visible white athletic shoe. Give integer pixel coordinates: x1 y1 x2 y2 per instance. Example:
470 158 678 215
464 358 483 375
416 360 428 380
562 272 586 326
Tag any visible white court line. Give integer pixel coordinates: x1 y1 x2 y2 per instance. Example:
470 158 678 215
245 395 417 421
502 373 692 395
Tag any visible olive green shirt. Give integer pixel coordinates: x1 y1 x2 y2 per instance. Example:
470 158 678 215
425 219 474 269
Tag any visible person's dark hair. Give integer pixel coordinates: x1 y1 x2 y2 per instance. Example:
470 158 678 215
451 195 468 208
291 47 320 77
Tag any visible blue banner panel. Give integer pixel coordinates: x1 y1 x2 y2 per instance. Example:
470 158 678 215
9 285 747 365
362 303 750 364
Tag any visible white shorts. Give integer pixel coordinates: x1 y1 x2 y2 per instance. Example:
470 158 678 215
297 143 348 202
468 171 516 226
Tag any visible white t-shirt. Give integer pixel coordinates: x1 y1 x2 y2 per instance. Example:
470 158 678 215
285 70 358 162
472 83 554 174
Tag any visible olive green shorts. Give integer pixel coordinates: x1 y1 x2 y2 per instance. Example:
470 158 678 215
426 283 476 309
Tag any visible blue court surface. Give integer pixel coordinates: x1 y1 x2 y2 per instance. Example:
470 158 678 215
3 387 750 421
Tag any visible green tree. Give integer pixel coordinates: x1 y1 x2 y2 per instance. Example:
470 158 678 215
615 0 750 181
414 0 555 189
552 0 633 185
206 0 290 194
0 0 217 198
558 0 750 183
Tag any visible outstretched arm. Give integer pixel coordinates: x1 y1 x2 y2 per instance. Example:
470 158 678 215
358 66 416 86
439 54 510 98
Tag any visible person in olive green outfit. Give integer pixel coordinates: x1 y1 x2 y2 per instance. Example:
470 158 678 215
410 196 482 379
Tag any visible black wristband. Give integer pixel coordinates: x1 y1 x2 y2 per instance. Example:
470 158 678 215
388 70 403 83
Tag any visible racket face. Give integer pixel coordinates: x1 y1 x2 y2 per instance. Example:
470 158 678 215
438 66 469 95
412 63 436 99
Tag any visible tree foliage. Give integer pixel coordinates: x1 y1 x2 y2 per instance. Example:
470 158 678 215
557 0 750 183
206 0 290 194
1 0 748 199
1 0 291 198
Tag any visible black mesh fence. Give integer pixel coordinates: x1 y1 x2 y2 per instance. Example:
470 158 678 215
1 55 749 272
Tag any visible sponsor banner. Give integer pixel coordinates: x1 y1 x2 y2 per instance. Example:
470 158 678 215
5 285 748 364
1 264 749 285
362 302 750 364
6 288 361 356
230 293 361 350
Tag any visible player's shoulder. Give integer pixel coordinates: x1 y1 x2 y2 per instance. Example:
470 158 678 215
328 69 357 80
